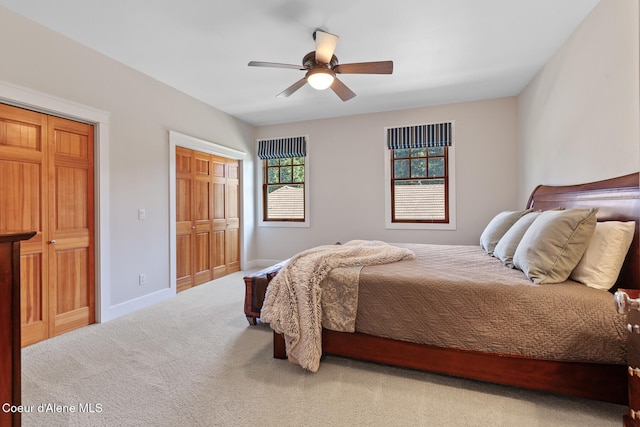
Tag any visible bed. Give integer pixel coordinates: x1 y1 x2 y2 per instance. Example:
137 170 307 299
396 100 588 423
260 173 640 405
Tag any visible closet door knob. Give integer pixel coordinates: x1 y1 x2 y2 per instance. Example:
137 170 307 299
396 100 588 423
50 240 56 244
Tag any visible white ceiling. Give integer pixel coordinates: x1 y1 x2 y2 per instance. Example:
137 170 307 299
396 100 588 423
0 0 599 126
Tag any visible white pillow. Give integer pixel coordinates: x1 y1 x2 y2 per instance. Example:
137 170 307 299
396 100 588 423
479 209 531 255
570 221 635 291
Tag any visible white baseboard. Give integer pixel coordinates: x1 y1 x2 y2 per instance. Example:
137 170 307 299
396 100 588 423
99 287 175 323
246 259 285 269
99 261 284 323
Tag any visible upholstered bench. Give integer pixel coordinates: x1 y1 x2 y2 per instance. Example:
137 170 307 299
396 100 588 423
243 260 288 325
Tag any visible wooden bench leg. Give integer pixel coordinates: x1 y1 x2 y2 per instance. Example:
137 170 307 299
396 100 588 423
247 316 257 325
274 332 287 359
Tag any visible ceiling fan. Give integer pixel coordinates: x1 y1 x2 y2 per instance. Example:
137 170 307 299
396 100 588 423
248 30 393 101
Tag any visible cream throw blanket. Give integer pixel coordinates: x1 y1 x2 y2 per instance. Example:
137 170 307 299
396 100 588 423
260 240 415 372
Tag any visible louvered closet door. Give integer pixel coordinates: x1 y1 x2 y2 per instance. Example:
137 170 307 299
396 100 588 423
0 104 94 346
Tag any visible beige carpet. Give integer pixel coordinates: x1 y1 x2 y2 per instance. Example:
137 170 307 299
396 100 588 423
20 270 625 426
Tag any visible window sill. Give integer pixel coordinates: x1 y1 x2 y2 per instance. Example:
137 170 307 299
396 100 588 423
385 220 456 230
259 220 310 228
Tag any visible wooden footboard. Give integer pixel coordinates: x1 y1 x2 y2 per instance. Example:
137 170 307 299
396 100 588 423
243 260 288 325
273 330 627 404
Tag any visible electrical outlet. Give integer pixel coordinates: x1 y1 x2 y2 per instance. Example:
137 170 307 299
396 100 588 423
138 273 147 286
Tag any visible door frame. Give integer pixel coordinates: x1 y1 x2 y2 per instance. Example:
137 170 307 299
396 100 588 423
168 130 246 293
0 80 111 322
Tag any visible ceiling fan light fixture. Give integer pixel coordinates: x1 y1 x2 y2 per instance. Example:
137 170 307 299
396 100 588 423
248 30 392 100
306 68 335 90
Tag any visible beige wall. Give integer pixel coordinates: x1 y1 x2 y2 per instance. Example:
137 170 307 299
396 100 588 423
255 97 519 261
518 0 639 203
0 7 256 319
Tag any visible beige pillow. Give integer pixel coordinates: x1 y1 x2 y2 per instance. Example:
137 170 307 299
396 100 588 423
480 209 531 255
570 221 635 291
494 211 542 268
513 208 598 284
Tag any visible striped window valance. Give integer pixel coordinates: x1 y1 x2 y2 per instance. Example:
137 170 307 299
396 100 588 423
257 136 307 159
386 122 453 150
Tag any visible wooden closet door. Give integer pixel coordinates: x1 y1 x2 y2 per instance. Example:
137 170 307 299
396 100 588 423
192 151 214 285
175 146 194 292
211 156 240 278
226 159 240 274
211 155 228 279
47 116 95 337
175 147 215 291
0 104 49 346
176 149 240 288
0 104 94 346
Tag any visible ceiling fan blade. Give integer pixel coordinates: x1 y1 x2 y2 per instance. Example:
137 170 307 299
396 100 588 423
314 30 339 64
330 77 356 102
248 61 306 70
334 61 394 74
277 78 308 98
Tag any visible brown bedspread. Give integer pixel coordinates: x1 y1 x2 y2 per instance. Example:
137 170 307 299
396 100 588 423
354 243 627 364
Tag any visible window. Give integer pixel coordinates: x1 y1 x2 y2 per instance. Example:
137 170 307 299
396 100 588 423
391 146 448 222
258 136 308 225
263 156 305 221
385 122 455 229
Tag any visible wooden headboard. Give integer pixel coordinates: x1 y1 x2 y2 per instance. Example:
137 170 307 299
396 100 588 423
526 172 640 291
